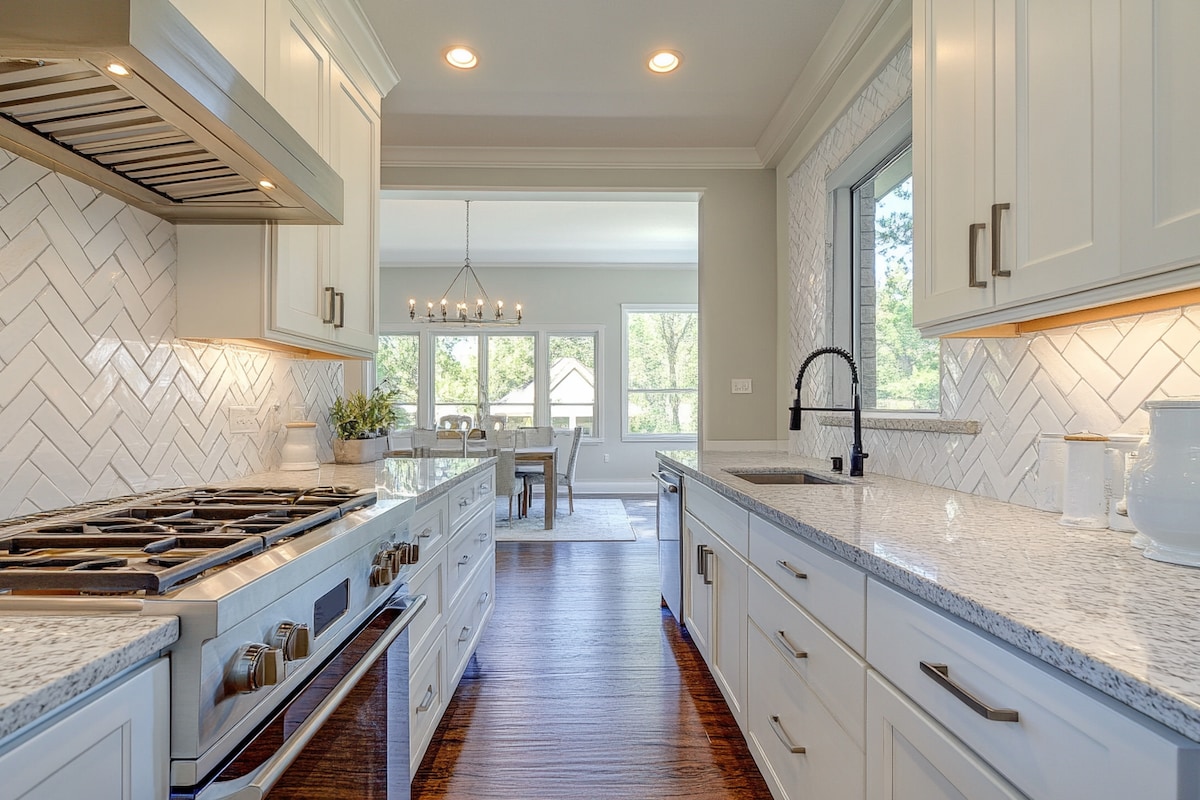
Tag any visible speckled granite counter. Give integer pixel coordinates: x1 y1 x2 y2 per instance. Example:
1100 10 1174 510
230 456 493 506
0 615 178 743
659 449 1200 743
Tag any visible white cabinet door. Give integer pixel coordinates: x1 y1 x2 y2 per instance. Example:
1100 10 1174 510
866 671 1025 800
329 62 380 354
912 0 996 327
991 0 1121 307
1120 0 1200 278
0 660 169 800
266 0 331 344
708 529 747 729
168 0 267 91
683 513 713 661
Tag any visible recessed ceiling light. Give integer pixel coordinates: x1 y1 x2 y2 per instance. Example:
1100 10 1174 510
106 62 130 77
647 50 681 74
258 179 276 190
444 46 478 70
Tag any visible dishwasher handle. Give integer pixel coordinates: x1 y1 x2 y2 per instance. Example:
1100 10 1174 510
652 471 680 492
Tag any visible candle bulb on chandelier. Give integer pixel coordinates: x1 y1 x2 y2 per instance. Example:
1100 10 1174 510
495 299 504 319
516 303 522 322
426 301 434 320
476 298 484 319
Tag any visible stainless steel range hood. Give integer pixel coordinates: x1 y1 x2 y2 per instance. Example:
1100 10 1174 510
0 0 342 224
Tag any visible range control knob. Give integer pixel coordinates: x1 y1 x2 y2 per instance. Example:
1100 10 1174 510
228 643 283 694
370 548 396 587
271 621 311 661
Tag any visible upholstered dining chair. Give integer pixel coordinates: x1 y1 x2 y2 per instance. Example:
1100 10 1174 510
556 426 584 514
493 447 525 525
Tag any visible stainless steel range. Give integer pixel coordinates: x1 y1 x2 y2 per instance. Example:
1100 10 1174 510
0 484 425 797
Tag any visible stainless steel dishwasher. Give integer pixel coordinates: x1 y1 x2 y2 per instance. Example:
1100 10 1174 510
654 465 684 624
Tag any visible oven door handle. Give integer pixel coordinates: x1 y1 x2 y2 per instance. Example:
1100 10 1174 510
197 594 427 800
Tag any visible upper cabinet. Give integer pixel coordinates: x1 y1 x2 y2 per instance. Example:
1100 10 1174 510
914 0 1200 336
175 0 393 359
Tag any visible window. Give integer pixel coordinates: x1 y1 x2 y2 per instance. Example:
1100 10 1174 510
623 305 697 439
376 328 601 436
829 100 938 412
549 334 597 435
375 333 418 427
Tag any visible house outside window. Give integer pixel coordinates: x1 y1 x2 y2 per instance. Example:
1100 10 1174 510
622 305 698 440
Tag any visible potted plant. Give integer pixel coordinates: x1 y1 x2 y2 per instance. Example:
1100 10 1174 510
330 383 400 463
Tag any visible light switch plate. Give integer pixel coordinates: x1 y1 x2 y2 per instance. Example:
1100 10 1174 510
229 405 258 434
731 378 752 394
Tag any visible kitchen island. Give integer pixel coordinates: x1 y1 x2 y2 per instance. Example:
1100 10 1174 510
660 449 1200 743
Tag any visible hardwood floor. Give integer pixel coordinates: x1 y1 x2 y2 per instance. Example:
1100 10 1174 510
411 498 773 800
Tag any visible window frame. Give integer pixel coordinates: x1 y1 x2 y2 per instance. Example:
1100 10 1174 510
826 99 938 416
621 303 699 443
376 324 605 441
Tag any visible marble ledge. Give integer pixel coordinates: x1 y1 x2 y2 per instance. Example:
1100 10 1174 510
816 412 981 435
0 615 179 743
657 448 1200 744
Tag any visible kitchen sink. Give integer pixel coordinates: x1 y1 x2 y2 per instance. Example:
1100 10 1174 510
723 470 840 485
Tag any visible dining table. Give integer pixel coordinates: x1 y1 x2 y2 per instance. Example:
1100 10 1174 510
513 445 557 530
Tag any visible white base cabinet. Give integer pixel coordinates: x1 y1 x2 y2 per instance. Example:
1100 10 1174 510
866 671 1023 800
0 659 169 800
408 467 497 775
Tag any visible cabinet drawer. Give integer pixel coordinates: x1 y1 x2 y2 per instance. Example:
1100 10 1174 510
685 480 749 556
448 468 495 531
407 549 446 661
749 569 865 750
446 558 495 688
749 514 865 654
445 506 494 607
867 579 1200 800
747 621 864 800
409 628 446 776
410 496 448 560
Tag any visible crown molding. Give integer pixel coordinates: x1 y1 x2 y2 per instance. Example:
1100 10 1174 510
379 145 764 170
301 0 399 104
756 0 908 168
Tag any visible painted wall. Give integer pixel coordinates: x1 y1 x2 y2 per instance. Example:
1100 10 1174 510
381 265 697 491
780 44 1200 509
379 165 778 448
0 147 344 517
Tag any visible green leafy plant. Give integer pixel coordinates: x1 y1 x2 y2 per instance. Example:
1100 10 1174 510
330 383 400 440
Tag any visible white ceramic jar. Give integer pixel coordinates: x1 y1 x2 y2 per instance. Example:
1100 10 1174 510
1126 398 1200 566
1060 432 1109 529
280 421 319 470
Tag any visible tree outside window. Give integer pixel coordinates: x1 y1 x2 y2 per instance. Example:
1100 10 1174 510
624 306 698 438
376 334 418 427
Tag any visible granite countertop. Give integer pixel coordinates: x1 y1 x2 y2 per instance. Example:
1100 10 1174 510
0 615 179 743
659 449 1200 743
0 456 490 748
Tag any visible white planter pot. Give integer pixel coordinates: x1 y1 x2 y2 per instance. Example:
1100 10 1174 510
332 437 378 464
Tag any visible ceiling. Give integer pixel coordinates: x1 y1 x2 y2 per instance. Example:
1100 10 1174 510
354 0 865 266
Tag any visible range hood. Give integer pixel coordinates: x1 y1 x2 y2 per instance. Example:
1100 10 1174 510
0 0 342 224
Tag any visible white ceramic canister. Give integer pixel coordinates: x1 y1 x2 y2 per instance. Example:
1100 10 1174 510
280 421 320 470
1060 431 1109 529
1126 398 1200 566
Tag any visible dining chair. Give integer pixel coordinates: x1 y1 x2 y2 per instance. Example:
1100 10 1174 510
410 428 438 457
556 426 584 514
480 414 508 433
493 448 525 525
517 426 553 446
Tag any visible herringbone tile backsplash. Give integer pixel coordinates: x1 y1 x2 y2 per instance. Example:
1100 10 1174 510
787 44 1200 510
0 147 342 517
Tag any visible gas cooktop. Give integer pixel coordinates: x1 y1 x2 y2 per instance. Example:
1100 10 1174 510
0 486 375 595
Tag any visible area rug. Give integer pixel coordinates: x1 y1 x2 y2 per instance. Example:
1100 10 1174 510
494 498 637 542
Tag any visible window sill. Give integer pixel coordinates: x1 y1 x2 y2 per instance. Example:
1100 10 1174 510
815 413 980 435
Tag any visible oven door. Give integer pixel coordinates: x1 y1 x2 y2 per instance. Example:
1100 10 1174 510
180 592 427 800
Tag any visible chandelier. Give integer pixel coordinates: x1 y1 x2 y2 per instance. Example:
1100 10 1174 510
409 200 523 324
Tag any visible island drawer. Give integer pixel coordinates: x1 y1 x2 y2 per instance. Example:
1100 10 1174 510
685 480 749 556
867 579 1200 800
447 468 495 531
749 514 865 655
409 628 446 775
445 505 493 608
410 496 448 560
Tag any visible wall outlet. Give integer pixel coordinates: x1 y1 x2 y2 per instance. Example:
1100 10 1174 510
603 453 610 463
731 378 753 394
229 405 258 434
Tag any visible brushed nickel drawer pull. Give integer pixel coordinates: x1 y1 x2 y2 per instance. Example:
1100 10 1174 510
479 591 489 605
458 554 471 566
458 625 472 643
416 684 435 713
478 531 489 541
697 544 707 575
968 222 988 287
334 291 345 328
920 661 1019 722
322 286 336 324
773 630 808 660
991 203 1011 277
768 715 806 754
418 526 434 539
776 559 807 580
702 546 714 585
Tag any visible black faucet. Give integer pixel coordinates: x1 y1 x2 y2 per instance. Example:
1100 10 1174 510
789 346 869 477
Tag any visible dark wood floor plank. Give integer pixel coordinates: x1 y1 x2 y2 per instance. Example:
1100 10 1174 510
411 499 773 800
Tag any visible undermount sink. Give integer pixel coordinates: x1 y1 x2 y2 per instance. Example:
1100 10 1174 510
724 470 839 485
